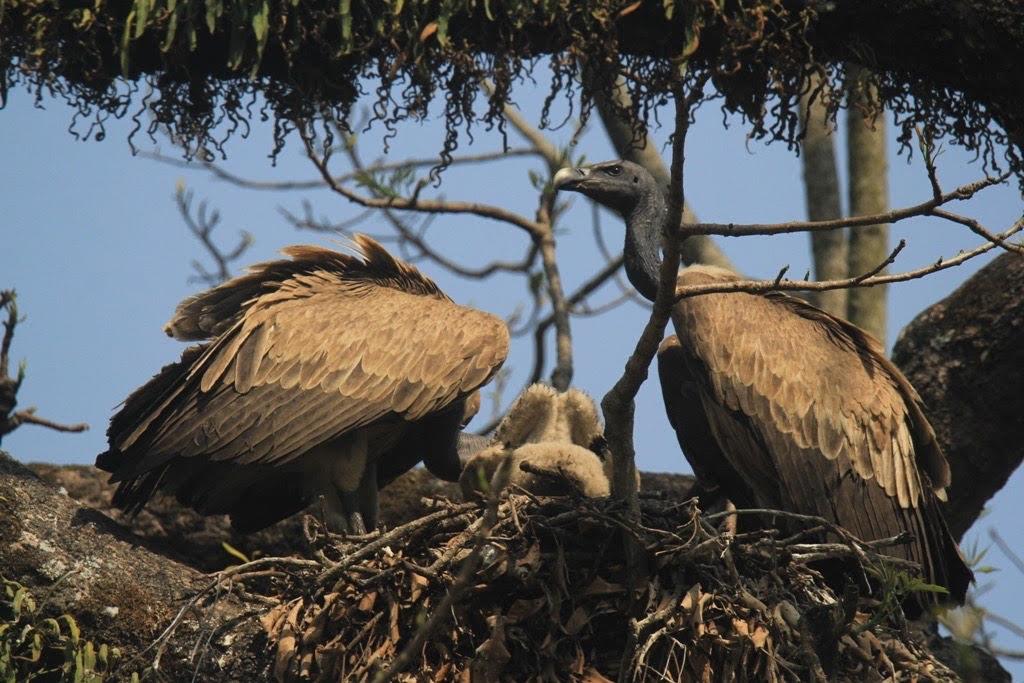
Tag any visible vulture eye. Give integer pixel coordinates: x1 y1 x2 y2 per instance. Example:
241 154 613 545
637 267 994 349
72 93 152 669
605 165 623 176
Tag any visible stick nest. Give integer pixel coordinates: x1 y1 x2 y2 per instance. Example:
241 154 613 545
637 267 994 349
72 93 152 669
258 493 960 682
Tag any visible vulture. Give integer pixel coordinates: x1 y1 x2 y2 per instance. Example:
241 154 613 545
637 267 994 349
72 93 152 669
96 235 509 534
554 160 973 604
459 383 611 499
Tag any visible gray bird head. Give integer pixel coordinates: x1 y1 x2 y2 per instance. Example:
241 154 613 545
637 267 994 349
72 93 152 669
553 160 657 217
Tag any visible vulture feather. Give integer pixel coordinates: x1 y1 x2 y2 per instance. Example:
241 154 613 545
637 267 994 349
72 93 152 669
459 384 611 499
97 234 508 533
554 160 972 605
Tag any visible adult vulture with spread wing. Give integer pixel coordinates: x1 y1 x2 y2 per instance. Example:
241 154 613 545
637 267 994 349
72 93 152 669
554 160 972 604
97 235 508 534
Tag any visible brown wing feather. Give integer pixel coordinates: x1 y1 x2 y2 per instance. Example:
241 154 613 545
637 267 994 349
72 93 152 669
668 265 970 601
103 237 508 489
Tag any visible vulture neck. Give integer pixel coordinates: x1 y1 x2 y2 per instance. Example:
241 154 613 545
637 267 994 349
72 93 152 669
623 185 667 302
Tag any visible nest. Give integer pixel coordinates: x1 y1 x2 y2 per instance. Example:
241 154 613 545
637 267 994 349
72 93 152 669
258 491 959 682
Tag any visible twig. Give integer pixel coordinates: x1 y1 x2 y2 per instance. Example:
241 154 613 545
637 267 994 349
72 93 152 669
299 125 544 236
142 148 538 191
318 503 477 589
370 455 510 683
2 409 88 435
673 214 1024 301
685 173 1010 237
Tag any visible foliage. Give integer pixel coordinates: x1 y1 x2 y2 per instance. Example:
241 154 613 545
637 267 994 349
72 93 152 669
2 0 1021 181
0 577 126 682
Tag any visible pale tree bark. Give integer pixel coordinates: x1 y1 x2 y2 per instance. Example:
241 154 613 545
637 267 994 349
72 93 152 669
587 73 735 270
799 74 848 317
846 64 890 343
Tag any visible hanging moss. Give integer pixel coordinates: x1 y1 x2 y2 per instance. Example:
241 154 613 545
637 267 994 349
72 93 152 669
1 0 1022 179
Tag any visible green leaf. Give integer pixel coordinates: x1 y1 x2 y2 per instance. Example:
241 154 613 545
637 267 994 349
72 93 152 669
206 0 223 34
392 0 404 14
120 9 137 77
339 0 352 54
251 0 270 77
135 0 152 39
163 3 180 51
221 541 250 564
59 614 79 645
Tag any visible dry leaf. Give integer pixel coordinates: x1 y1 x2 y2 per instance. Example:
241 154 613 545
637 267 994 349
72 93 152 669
617 0 642 18
410 572 429 603
419 22 437 42
358 591 378 612
750 626 770 650
582 666 615 682
563 606 589 636
581 576 625 596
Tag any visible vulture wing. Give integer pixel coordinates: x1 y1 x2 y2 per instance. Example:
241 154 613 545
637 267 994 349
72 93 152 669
668 266 970 601
103 236 509 484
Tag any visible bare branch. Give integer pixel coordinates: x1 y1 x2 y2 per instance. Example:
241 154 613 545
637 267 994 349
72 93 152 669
2 408 89 437
602 80 703 505
299 126 545 236
141 148 537 192
930 207 1024 255
674 214 1024 301
175 186 252 286
686 173 1010 237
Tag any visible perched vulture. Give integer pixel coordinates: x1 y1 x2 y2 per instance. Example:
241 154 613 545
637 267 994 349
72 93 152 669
554 160 973 604
96 235 509 534
459 383 610 499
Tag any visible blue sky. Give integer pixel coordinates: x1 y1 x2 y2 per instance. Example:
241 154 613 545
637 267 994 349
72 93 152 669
2 79 1022 671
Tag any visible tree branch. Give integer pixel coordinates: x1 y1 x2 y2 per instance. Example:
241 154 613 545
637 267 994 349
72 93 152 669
686 174 1010 237
300 126 545 237
674 215 1024 301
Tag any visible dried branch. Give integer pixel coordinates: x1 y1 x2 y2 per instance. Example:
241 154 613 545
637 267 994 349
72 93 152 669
300 126 545 236
370 454 511 683
686 173 1010 237
602 81 700 503
534 186 574 391
0 291 89 443
175 186 252 286
141 148 537 192
674 214 1024 301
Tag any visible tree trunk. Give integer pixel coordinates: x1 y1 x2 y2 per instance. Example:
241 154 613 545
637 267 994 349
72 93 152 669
0 451 273 681
799 73 848 317
845 64 890 344
892 251 1024 541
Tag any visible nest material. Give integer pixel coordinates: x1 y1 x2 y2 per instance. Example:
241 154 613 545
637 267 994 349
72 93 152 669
260 493 959 682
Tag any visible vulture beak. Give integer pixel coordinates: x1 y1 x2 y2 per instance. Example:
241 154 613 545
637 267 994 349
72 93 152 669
553 166 588 191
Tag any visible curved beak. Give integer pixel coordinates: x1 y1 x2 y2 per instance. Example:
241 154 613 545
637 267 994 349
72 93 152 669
553 166 588 191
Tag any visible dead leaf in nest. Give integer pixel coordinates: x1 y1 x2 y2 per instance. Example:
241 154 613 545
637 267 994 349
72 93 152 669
410 572 429 602
563 606 589 636
582 667 615 682
506 597 546 623
389 599 401 643
750 625 770 650
471 614 511 681
270 599 304 682
516 541 542 578
358 590 378 612
732 617 750 637
581 576 624 596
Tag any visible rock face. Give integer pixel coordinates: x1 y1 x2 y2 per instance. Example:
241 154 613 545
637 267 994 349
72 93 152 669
893 251 1024 541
